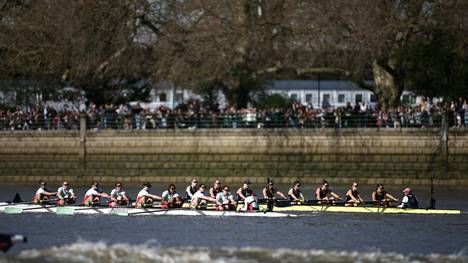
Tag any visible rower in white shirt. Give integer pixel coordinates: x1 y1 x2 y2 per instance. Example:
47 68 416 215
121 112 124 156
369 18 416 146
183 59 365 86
56 181 76 206
215 185 237 211
109 182 130 207
135 182 162 208
81 181 110 206
189 184 219 209
33 180 57 204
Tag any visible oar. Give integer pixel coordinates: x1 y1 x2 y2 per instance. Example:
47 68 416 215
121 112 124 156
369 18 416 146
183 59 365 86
4 204 58 214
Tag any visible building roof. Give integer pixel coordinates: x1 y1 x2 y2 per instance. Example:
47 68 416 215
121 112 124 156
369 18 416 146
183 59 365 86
264 80 371 92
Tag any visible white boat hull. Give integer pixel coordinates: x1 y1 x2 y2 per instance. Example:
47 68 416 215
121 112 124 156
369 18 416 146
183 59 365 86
0 203 295 218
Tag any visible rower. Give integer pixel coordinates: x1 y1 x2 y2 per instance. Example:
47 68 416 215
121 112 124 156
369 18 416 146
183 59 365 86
372 183 398 207
56 181 76 206
287 180 305 203
135 182 162 208
315 180 341 204
189 184 219 209
161 184 184 208
262 180 287 200
236 189 258 212
109 182 130 207
215 185 237 211
185 178 198 200
345 182 364 206
82 181 111 206
236 179 254 201
397 187 419 209
209 179 223 198
33 180 57 204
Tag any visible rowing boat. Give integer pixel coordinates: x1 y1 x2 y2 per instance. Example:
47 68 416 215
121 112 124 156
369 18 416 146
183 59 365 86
0 203 294 218
257 204 461 214
0 202 461 216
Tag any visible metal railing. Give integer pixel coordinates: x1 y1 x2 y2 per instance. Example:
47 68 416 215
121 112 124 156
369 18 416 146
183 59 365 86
0 110 466 131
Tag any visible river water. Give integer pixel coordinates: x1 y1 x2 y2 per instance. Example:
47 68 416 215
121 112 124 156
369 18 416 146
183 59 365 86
0 184 467 263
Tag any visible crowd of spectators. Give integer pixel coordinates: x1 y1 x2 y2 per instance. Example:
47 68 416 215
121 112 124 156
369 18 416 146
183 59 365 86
1 98 467 131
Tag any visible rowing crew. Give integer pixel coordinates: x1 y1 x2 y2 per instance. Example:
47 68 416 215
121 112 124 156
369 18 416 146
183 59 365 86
263 179 418 208
32 178 419 209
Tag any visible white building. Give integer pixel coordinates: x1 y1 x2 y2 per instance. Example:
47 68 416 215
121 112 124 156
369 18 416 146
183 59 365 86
263 80 377 108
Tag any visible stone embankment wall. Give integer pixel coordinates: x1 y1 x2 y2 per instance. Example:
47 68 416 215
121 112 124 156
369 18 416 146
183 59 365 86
0 128 467 185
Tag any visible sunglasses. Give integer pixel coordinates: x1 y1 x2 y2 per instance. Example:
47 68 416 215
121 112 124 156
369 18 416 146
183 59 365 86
223 189 229 191
116 185 122 187
63 184 69 186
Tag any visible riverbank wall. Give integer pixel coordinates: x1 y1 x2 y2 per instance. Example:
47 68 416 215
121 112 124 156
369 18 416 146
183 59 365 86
0 128 467 186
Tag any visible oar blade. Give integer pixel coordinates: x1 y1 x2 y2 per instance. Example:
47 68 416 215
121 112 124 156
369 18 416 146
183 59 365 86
56 207 75 215
4 207 23 214
110 209 129 216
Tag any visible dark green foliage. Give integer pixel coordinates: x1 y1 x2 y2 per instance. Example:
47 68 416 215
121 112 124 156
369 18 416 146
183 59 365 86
254 93 292 109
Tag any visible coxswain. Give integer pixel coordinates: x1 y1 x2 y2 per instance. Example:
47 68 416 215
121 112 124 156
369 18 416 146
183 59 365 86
236 179 254 201
209 179 223 198
189 184 219 208
345 182 364 206
372 183 398 207
109 182 130 207
262 180 287 200
288 180 305 203
185 178 198 200
56 181 76 206
397 187 419 209
315 180 341 204
215 185 237 211
161 184 184 208
33 180 57 204
82 181 110 206
135 182 162 208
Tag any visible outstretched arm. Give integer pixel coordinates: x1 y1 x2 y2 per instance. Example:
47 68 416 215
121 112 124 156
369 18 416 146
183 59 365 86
385 193 398 202
277 191 287 199
236 188 246 200
331 191 341 200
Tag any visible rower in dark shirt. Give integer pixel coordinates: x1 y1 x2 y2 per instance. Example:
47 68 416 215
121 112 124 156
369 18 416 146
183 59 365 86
372 183 398 207
287 180 305 203
262 180 287 200
345 182 364 206
185 178 198 200
315 180 341 204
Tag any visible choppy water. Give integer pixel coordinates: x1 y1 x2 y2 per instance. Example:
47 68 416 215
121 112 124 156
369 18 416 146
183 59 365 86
1 241 467 263
0 184 467 262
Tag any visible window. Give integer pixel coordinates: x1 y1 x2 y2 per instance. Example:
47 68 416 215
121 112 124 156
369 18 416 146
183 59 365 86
338 94 345 103
323 94 330 103
305 94 313 103
355 94 363 104
290 93 298 101
370 94 378 102
158 93 167 102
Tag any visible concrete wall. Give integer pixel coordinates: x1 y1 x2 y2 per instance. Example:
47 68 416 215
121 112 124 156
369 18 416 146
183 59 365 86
0 129 467 185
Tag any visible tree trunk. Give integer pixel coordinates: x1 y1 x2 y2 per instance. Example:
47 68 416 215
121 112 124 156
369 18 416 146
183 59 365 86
372 60 404 109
